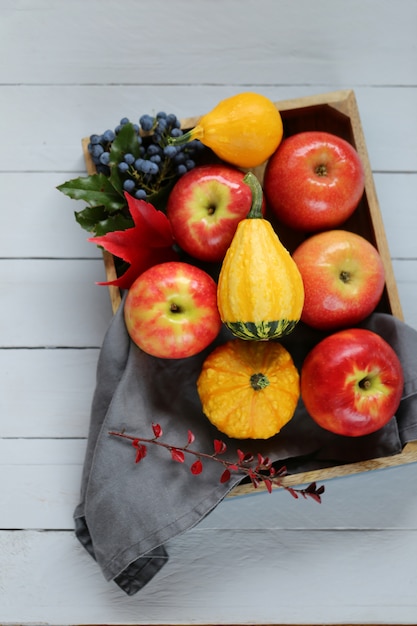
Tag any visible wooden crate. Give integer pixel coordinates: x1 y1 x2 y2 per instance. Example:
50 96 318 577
83 89 417 494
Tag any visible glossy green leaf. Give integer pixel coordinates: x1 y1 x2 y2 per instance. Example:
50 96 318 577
93 214 134 237
108 124 142 195
74 205 133 235
109 122 142 165
57 173 124 212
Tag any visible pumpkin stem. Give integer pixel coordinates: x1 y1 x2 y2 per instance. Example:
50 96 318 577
167 125 204 147
250 372 270 391
243 172 263 219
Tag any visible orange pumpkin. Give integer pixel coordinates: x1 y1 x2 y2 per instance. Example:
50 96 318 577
197 339 300 439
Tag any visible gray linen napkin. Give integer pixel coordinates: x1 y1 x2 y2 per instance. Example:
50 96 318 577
74 295 417 595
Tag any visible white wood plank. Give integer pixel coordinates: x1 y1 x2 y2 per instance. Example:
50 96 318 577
0 441 84 530
0 259 112 347
2 437 417 532
1 85 417 173
0 173 100 258
392 260 417 328
375 173 417 259
0 349 98 437
1 0 416 87
1 528 417 625
0 438 86 467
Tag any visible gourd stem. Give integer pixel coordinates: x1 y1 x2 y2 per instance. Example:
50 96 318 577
250 372 270 391
244 171 263 219
168 125 203 147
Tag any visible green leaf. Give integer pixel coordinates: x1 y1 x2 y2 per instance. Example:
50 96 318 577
109 163 125 197
109 123 143 195
93 213 134 237
74 205 108 232
75 205 133 236
57 173 125 212
109 122 142 164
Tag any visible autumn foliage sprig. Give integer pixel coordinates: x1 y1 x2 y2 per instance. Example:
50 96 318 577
109 423 324 502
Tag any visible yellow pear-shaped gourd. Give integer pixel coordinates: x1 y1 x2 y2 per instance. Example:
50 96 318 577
217 172 304 340
168 92 283 169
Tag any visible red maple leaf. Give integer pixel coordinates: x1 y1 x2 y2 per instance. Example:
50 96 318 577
88 192 178 289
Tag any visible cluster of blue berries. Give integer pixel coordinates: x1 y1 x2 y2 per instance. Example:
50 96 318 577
87 112 204 200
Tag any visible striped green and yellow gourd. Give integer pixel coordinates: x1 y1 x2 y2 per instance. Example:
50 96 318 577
217 172 304 340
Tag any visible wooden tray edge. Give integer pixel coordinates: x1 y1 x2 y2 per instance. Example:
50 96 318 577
230 440 417 496
81 90 415 494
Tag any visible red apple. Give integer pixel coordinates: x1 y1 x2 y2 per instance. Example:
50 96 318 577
292 230 385 330
124 261 222 359
263 131 365 231
166 163 264 262
301 328 404 437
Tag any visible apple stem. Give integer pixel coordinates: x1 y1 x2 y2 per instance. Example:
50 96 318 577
339 270 351 284
315 164 328 177
359 376 372 390
170 303 182 313
243 172 264 219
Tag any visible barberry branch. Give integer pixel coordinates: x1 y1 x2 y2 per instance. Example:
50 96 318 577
108 424 324 503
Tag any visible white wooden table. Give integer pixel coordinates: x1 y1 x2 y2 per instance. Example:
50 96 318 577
1 1 417 623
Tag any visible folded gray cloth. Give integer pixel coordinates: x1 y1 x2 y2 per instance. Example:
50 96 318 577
74 296 417 595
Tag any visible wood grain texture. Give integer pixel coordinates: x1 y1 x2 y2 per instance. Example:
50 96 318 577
2 437 417 531
0 172 101 258
1 0 416 86
0 259 112 347
0 349 99 437
1 0 417 623
1 528 417 625
2 86 417 172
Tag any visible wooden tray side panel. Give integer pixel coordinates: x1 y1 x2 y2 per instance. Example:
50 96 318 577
233 441 417 495
81 137 123 314
344 91 403 320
